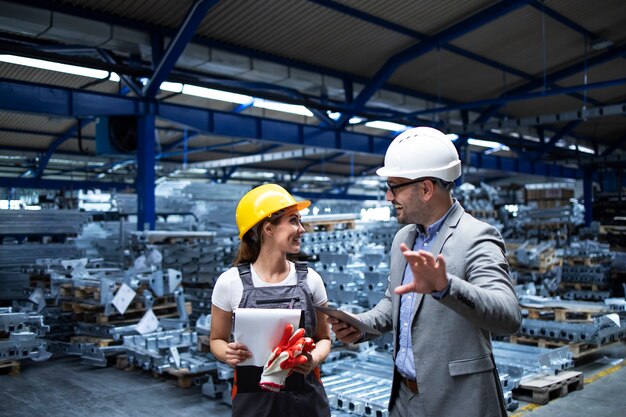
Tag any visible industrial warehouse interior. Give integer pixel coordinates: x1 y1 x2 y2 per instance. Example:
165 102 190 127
1 1 625 416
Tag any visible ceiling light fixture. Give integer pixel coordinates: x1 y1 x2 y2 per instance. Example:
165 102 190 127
253 99 313 117
0 54 110 79
364 121 409 132
182 84 252 104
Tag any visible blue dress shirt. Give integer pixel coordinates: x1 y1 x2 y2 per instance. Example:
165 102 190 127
394 202 456 380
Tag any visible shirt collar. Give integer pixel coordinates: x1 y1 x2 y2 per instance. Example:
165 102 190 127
417 199 457 238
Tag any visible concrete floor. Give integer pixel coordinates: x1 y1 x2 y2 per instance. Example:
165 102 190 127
1 343 625 417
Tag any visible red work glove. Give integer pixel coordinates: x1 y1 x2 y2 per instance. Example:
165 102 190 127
259 324 316 392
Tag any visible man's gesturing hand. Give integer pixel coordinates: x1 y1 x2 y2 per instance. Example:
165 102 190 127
394 243 449 295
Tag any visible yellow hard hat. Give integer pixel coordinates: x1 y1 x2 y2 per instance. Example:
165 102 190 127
235 184 311 240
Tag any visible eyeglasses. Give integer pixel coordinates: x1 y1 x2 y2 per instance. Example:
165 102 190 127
382 178 426 196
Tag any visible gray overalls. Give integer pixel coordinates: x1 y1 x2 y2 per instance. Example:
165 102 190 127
231 262 331 417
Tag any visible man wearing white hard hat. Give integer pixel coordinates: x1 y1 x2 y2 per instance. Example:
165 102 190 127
328 127 521 417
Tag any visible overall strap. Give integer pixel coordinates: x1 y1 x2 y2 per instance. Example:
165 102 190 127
294 261 308 283
236 263 254 289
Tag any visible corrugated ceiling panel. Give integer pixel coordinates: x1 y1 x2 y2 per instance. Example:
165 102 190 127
545 0 626 44
452 7 585 76
0 131 54 149
0 63 119 94
61 0 192 28
391 49 525 103
196 0 415 77
503 95 585 117
559 60 626 104
0 112 74 133
339 0 499 36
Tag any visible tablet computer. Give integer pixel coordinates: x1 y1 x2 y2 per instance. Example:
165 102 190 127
315 305 381 337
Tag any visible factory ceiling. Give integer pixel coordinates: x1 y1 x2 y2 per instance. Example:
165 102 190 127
0 0 625 198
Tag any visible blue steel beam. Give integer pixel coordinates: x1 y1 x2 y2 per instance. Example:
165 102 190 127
481 131 582 158
0 177 130 191
313 0 599 115
9 0 456 112
293 152 346 181
292 191 374 201
310 0 532 86
162 132 200 152
583 169 593 226
338 0 531 126
401 78 626 119
44 140 258 177
97 50 142 96
34 118 92 178
136 115 156 230
0 78 584 180
601 134 626 157
538 121 581 156
529 1 598 39
474 43 626 124
469 152 582 180
142 0 218 98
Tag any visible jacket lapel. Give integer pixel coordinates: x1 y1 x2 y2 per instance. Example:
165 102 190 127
430 201 463 257
393 225 417 327
411 201 464 317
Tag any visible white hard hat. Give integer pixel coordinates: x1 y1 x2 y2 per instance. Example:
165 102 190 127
376 126 461 182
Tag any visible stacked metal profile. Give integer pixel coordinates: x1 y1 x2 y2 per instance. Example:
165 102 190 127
124 329 216 374
26 255 190 366
560 240 614 301
517 295 626 345
0 210 89 300
0 307 50 362
321 348 393 417
0 242 84 300
0 209 91 237
492 340 574 382
73 221 128 263
130 231 239 321
519 316 626 345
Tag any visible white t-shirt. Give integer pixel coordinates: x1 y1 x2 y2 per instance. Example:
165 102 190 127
211 261 328 312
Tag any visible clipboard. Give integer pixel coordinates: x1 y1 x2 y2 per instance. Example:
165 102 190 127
233 308 302 367
315 305 381 337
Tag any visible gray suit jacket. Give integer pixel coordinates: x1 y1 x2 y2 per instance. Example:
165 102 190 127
359 201 521 417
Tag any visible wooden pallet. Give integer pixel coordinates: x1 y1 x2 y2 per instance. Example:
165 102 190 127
0 360 20 376
70 335 118 347
513 371 583 404
525 308 595 322
115 354 135 371
509 261 562 274
197 335 211 353
62 294 178 316
92 304 180 324
509 335 604 358
163 367 212 389
564 257 611 267
559 282 605 291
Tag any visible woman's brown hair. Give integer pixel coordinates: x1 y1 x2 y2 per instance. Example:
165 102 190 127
232 215 283 265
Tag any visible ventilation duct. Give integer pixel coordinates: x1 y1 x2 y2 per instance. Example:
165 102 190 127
0 0 422 117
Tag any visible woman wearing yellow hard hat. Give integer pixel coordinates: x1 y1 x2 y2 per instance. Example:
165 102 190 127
209 183 331 417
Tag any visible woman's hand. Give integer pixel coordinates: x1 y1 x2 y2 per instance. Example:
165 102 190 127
224 342 252 367
291 351 316 375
